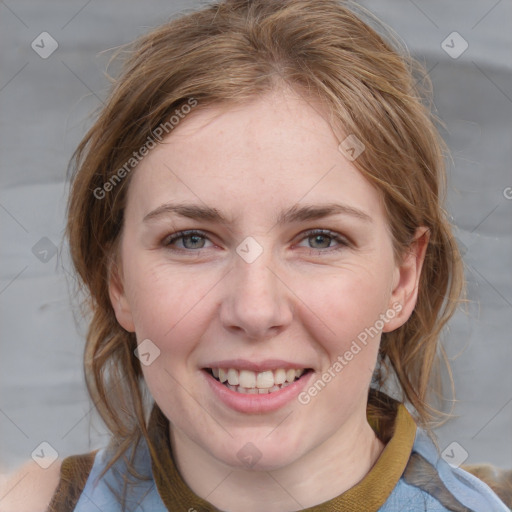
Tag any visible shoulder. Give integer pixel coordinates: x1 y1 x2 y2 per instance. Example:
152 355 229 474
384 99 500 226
0 450 98 512
401 429 511 512
463 463 512 510
0 458 62 512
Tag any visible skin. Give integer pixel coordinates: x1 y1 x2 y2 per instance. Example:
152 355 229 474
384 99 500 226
109 85 428 511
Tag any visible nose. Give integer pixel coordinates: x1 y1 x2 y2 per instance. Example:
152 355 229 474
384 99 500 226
219 244 293 340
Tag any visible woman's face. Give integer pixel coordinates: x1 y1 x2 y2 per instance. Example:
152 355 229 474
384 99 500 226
109 87 424 471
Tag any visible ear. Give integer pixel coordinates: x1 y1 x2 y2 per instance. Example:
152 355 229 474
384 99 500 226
108 255 136 333
383 227 430 332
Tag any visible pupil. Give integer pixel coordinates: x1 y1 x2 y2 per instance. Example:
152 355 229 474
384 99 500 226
185 235 203 249
312 234 329 248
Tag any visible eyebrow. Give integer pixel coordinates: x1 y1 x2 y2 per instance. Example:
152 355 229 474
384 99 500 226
143 202 372 225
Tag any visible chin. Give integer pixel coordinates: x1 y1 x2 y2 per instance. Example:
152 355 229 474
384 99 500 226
210 436 304 472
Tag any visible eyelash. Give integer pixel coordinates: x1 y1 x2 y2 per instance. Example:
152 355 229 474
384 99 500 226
162 229 350 255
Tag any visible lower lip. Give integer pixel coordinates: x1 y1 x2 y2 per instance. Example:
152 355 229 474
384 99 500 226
202 369 314 414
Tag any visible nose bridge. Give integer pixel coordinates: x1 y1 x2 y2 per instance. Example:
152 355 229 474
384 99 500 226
236 244 276 297
220 237 292 338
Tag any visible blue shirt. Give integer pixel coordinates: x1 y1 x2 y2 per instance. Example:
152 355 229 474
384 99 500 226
64 403 509 511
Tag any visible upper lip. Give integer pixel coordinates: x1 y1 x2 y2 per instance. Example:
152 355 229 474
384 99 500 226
203 359 312 372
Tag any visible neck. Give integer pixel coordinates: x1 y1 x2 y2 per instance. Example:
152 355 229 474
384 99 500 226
169 414 385 512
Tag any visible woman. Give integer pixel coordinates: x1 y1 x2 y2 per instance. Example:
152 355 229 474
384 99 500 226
1 0 509 510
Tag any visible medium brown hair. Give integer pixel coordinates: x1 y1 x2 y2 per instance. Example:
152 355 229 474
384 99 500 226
65 0 464 500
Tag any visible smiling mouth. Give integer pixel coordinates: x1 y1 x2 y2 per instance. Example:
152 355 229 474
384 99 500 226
204 367 314 394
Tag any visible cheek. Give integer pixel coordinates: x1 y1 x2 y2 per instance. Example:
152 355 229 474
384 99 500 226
122 234 396 359
307 269 393 383
292 271 392 419
320 267 394 337
123 258 214 351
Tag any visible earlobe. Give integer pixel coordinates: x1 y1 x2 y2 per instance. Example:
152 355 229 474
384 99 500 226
108 257 136 333
383 227 430 332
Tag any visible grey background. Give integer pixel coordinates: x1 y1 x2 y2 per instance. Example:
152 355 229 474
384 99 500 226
0 0 511 479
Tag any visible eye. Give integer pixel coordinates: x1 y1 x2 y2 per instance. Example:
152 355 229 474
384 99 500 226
163 230 213 251
296 229 350 254
162 228 350 254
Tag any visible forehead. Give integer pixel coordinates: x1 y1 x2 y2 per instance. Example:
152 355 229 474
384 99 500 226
125 88 385 226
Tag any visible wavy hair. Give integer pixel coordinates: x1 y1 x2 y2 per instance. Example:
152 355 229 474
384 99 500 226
65 0 464 503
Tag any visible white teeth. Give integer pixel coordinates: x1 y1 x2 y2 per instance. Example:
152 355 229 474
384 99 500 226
239 370 256 388
256 371 274 389
210 367 308 391
286 369 296 383
227 368 239 386
274 368 287 385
